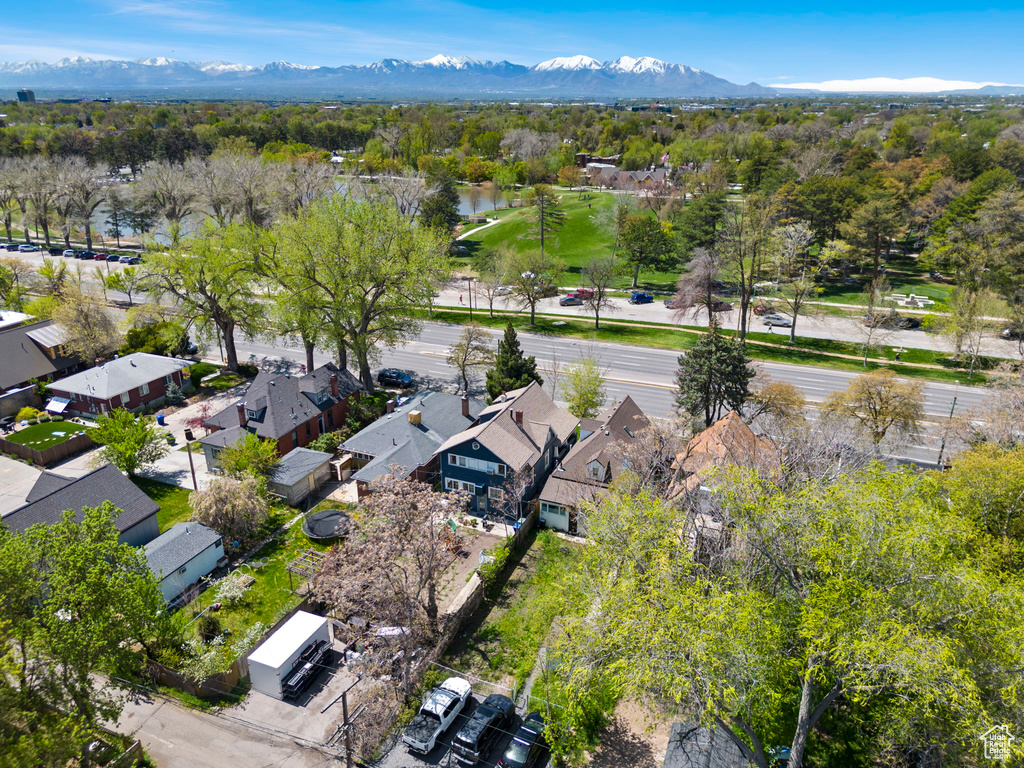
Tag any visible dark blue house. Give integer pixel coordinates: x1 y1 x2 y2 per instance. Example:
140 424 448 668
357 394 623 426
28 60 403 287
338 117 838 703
435 382 579 516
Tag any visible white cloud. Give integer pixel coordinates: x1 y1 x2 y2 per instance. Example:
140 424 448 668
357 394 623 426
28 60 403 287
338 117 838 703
771 76 1023 93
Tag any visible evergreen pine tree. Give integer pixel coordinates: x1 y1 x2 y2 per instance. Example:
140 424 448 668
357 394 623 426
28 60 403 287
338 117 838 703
420 175 461 235
485 322 543 401
675 321 754 427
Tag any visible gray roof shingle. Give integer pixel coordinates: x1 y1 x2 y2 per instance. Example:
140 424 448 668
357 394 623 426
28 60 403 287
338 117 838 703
2 465 160 534
268 447 332 487
204 362 362 441
145 522 222 578
49 353 190 399
0 319 81 390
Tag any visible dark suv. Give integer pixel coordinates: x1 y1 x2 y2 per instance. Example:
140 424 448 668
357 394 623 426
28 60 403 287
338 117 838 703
377 368 413 388
452 694 515 764
498 712 546 768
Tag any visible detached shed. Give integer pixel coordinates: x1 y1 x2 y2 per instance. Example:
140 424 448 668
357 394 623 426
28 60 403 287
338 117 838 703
145 522 225 603
248 611 333 700
268 448 333 505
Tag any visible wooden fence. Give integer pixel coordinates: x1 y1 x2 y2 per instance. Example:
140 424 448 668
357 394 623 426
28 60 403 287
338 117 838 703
0 430 94 467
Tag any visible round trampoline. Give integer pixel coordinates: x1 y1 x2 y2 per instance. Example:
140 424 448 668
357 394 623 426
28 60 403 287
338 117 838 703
302 509 352 543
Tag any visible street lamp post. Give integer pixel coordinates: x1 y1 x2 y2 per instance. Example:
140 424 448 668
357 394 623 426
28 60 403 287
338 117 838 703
464 276 474 321
936 380 960 469
184 428 198 491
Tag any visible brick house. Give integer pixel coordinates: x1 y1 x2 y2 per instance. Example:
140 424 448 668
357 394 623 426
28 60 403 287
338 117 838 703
46 352 191 418
200 362 362 471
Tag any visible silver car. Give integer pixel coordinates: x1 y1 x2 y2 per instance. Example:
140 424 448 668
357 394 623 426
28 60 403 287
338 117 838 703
763 313 793 328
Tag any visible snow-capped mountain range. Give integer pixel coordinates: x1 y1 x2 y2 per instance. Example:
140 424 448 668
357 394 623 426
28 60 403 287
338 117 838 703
0 55 772 98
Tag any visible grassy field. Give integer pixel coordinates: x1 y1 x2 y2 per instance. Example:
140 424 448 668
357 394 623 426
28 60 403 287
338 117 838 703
459 191 679 291
443 530 584 691
134 477 194 532
423 308 986 384
181 516 329 641
5 421 88 450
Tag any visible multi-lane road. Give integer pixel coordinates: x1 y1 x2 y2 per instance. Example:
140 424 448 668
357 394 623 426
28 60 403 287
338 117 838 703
232 320 990 466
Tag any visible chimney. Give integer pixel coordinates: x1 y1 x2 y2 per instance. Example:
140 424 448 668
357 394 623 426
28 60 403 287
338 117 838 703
386 399 395 414
514 409 524 425
236 402 247 427
408 410 422 425
461 395 470 417
330 373 339 397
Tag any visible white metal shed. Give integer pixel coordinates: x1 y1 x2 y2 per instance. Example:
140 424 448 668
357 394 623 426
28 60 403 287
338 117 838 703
247 611 332 700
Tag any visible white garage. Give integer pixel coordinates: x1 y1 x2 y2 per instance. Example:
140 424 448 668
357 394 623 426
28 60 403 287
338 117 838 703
247 611 333 700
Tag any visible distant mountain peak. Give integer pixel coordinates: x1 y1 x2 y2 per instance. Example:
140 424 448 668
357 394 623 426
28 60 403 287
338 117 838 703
534 55 602 72
416 54 480 69
606 56 670 74
135 57 179 66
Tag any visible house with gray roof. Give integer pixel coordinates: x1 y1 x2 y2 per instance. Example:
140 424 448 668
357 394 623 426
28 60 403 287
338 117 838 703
435 382 578 516
200 362 361 471
0 318 82 395
342 390 485 493
2 464 160 546
538 396 650 535
267 447 333 505
47 352 191 417
145 521 225 602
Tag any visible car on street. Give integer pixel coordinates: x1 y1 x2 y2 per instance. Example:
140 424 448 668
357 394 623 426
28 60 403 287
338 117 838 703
3 242 21 251
498 712 546 768
558 295 583 306
47 247 63 256
863 312 921 330
75 250 93 259
452 693 516 764
119 255 142 264
17 244 39 252
1002 327 1024 340
378 368 413 388
62 249 76 257
753 303 775 316
628 292 653 305
493 286 513 296
93 252 109 260
402 677 473 754
663 296 682 309
763 313 793 328
569 288 594 299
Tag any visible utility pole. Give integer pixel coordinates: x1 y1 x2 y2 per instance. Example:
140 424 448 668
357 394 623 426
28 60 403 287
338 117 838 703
184 428 198 490
936 380 960 469
342 691 353 768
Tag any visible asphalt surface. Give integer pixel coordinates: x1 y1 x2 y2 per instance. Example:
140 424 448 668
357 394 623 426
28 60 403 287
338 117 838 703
229 320 990 467
375 696 547 768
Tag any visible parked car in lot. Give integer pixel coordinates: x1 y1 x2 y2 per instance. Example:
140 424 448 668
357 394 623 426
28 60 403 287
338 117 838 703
47 247 63 255
710 300 733 312
1002 327 1024 340
493 286 513 296
378 368 413 388
753 303 775 316
569 287 594 299
3 242 21 251
663 296 682 309
62 249 76 257
403 677 473 754
76 250 94 259
763 313 793 328
18 244 39 252
498 712 546 768
93 252 109 260
452 693 516 764
863 312 921 330
119 254 142 264
628 291 653 305
558 295 583 306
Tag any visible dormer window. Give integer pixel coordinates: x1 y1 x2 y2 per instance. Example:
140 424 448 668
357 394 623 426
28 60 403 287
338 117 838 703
586 460 604 481
316 388 329 404
246 409 258 419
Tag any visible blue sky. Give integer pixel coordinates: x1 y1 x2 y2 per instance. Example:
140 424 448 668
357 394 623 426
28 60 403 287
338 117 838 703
3 0 1021 86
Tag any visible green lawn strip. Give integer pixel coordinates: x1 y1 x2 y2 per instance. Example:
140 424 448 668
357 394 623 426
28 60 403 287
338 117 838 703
181 515 329 643
422 308 984 384
4 420 87 449
456 191 678 291
202 373 245 391
443 530 584 692
134 477 194 532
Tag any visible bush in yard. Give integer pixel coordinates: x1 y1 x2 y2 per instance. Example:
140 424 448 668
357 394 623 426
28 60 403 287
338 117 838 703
51 414 63 422
218 432 279 478
164 383 186 406
91 409 170 477
308 430 345 455
16 406 39 421
237 363 259 378
196 613 222 643
37 412 50 422
214 571 252 606
189 475 269 545
188 361 218 383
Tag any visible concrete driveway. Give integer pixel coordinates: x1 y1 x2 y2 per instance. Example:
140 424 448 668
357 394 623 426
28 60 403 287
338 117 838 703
0 455 41 515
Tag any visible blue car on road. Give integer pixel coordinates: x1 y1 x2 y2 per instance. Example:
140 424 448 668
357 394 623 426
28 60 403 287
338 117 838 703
628 292 653 305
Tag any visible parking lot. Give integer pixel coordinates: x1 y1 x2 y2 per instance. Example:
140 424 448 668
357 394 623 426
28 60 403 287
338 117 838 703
376 695 549 768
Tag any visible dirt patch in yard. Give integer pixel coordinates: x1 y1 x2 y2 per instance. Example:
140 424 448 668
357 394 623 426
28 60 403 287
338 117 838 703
437 527 501 612
587 699 674 768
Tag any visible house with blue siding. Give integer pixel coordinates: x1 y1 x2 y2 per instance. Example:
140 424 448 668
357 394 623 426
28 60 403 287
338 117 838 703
434 382 579 516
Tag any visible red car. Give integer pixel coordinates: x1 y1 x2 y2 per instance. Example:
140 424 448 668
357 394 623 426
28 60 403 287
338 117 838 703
570 288 594 299
753 303 774 316
93 252 109 261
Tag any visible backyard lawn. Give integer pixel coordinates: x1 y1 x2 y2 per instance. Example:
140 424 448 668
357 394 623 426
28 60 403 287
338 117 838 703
201 373 246 391
5 421 90 450
134 477 194 532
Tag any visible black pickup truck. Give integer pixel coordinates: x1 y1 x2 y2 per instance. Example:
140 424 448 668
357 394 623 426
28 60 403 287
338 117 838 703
451 694 515 764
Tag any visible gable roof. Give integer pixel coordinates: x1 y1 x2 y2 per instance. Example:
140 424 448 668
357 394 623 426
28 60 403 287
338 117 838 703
671 411 775 493
2 464 160 534
268 447 333 487
344 391 485 483
203 362 362 441
49 352 190 399
539 396 650 507
145 522 222 578
435 382 578 470
0 319 80 390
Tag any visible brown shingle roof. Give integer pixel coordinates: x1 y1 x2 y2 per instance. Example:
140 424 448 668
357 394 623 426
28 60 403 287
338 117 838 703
671 411 775 493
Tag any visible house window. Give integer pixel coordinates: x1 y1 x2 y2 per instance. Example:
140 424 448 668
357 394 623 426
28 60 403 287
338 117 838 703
540 501 567 517
327 410 335 429
446 478 476 494
587 461 604 481
305 422 311 438
448 453 507 475
164 374 173 386
318 414 325 434
139 382 150 396
246 409 257 419
291 430 298 444
488 486 504 501
120 392 130 405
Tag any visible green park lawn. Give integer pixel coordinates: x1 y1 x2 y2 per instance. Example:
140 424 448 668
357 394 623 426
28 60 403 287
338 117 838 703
5 421 88 450
459 190 679 291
